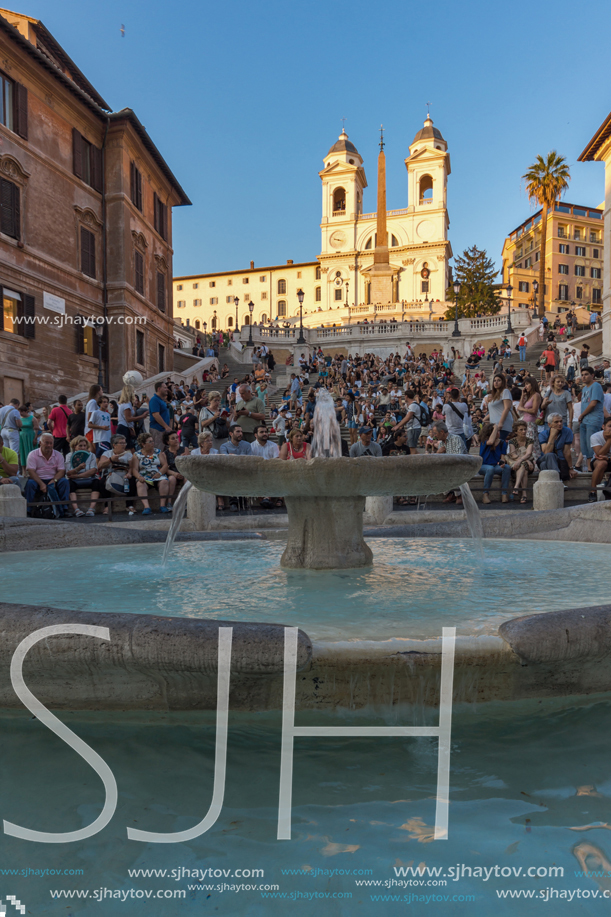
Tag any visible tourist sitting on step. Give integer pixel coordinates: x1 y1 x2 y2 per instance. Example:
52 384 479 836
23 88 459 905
587 417 611 502
537 414 577 483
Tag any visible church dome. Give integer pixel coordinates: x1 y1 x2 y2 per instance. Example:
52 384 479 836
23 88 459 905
412 115 445 144
326 130 359 157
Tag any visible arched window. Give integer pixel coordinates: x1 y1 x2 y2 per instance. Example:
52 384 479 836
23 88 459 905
419 174 433 202
316 266 322 280
364 234 377 250
315 286 321 302
211 315 217 330
391 234 398 247
277 278 286 294
277 301 287 317
244 314 250 325
261 313 267 323
227 316 233 327
333 187 346 213
195 320 200 329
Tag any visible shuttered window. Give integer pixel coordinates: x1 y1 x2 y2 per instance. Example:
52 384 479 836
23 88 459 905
20 293 35 339
130 162 142 211
136 329 144 365
156 270 166 311
13 82 27 139
134 250 144 295
72 129 103 192
0 178 20 239
80 227 96 278
158 343 165 373
153 193 167 240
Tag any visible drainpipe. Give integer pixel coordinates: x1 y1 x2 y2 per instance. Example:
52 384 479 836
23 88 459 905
101 116 110 389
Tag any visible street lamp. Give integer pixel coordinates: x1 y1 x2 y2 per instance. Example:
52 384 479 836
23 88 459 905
202 321 207 348
234 296 239 333
506 284 514 335
297 288 306 344
247 300 254 347
452 281 461 336
94 321 104 386
532 280 539 321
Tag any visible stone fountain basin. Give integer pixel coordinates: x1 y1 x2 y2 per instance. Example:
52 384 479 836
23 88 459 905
176 454 482 498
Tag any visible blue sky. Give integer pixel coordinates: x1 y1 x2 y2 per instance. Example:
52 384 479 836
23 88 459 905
17 0 611 277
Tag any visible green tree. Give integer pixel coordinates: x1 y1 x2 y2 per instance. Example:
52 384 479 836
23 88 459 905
445 245 501 319
522 152 571 317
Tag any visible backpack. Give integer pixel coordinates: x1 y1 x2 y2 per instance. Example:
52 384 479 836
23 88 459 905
418 402 432 426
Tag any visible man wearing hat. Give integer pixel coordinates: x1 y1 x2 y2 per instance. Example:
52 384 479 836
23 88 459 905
349 425 382 457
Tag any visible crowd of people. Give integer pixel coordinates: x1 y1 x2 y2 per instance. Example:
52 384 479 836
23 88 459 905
2 331 610 518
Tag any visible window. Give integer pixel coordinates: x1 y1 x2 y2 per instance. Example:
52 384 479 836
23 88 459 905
518 281 530 292
590 232 599 242
277 301 286 317
1 287 33 338
277 279 286 294
73 316 98 356
72 130 102 192
225 296 233 303
210 297 218 305
209 281 216 288
315 266 321 280
575 246 586 257
195 320 200 330
524 257 532 268
419 174 433 202
130 162 142 211
593 248 600 259
158 343 165 372
391 234 399 247
0 178 20 239
558 264 569 275
260 275 267 282
242 277 249 284
574 229 581 240
261 291 267 300
535 252 540 261
315 286 321 302
364 236 373 250
156 271 166 312
334 288 342 301
227 279 232 286
261 313 267 323
333 187 346 212
227 317 233 327
559 244 569 254
591 268 602 279
576 287 583 300
297 271 302 279
211 315 218 330
80 227 96 278
176 284 183 291
136 329 144 365
243 314 250 325
558 226 566 238
193 282 199 289
558 284 569 300
134 250 144 295
193 299 202 307
575 265 585 277
0 72 13 131
153 193 167 240
593 288 602 303
176 300 186 308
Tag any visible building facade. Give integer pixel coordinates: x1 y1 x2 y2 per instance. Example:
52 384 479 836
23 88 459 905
0 8 190 407
173 115 452 333
501 203 603 316
579 114 611 355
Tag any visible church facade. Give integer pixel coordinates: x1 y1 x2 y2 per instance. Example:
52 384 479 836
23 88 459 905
173 115 452 333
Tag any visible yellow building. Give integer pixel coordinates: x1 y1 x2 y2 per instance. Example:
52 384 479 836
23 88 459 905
173 116 454 334
579 113 611 355
501 203 603 317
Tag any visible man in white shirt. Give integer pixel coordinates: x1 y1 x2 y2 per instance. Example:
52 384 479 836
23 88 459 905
250 424 280 509
442 388 469 446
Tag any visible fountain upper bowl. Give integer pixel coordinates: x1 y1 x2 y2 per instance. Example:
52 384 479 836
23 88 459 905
177 453 482 498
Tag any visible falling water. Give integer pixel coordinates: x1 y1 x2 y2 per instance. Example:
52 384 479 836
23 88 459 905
459 482 484 560
310 389 343 458
162 481 193 565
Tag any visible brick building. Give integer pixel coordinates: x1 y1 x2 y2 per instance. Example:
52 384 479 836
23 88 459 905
0 8 190 406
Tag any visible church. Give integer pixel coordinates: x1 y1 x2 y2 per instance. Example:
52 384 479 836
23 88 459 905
173 115 452 332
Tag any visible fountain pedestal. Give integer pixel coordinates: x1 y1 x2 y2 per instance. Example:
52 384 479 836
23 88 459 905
282 496 372 569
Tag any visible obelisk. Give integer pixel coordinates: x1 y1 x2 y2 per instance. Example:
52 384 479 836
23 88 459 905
369 125 394 304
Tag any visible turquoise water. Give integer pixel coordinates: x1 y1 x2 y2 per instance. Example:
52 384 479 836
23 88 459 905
0 537 608 640
0 701 610 915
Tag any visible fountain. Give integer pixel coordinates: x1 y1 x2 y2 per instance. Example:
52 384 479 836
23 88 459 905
177 391 481 569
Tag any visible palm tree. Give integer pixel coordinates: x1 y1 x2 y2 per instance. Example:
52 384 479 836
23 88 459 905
522 152 571 317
